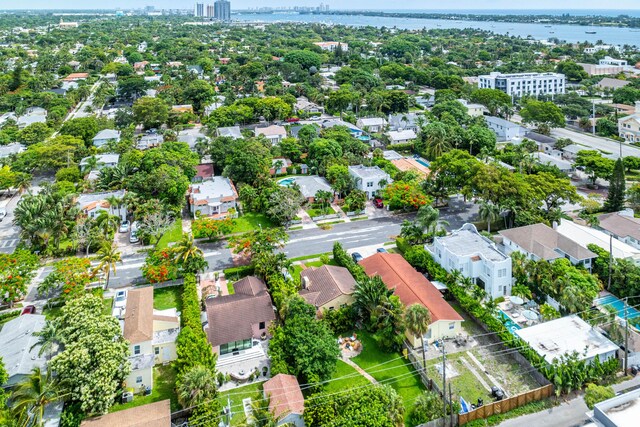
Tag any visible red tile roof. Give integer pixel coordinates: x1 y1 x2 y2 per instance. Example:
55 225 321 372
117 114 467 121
263 374 304 419
359 253 462 323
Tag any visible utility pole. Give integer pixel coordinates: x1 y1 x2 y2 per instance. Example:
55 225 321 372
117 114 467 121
219 396 232 427
441 339 447 421
592 100 596 136
449 383 454 427
608 234 613 290
625 299 629 375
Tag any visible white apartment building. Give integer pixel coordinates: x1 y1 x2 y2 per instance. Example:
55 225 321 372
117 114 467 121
428 223 512 299
599 56 628 67
348 165 391 199
478 72 566 98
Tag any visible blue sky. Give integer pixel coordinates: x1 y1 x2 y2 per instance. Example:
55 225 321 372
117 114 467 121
11 1 640 10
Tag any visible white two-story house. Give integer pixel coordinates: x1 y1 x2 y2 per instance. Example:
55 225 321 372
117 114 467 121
428 223 512 299
348 165 392 199
188 176 238 218
122 287 180 392
618 102 640 143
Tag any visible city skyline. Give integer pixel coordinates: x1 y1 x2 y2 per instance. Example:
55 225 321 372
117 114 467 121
8 1 640 10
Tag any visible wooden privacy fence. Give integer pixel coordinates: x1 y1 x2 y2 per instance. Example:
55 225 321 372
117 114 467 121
458 384 554 425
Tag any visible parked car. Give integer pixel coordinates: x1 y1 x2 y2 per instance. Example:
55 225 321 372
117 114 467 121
373 198 384 208
114 290 127 309
376 248 387 253
129 221 139 243
285 117 300 123
21 305 36 315
351 252 363 263
119 220 130 233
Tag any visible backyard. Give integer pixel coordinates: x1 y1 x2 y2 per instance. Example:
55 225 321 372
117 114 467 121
153 286 182 311
218 381 263 426
156 220 183 250
324 359 370 394
110 364 179 412
351 331 427 413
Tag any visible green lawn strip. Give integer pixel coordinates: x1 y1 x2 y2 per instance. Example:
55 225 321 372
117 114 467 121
227 280 235 295
289 226 303 230
291 264 303 279
463 399 556 427
350 216 369 221
153 287 182 311
289 253 332 262
110 364 179 412
156 220 183 250
103 297 113 315
232 213 275 234
218 382 263 425
306 206 335 217
305 259 338 268
324 359 371 394
351 331 426 413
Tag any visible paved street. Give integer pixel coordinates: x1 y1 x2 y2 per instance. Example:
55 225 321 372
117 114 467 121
0 193 21 254
498 375 640 427
551 127 640 159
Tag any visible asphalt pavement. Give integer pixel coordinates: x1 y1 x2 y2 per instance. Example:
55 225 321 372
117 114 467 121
551 127 640 159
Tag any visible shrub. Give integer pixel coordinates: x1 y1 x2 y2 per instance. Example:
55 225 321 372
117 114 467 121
584 383 615 409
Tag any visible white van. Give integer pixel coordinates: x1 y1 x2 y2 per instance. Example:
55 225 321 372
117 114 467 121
129 221 139 244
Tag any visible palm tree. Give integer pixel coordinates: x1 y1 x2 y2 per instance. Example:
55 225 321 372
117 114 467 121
422 122 451 160
171 233 206 273
353 276 391 325
478 200 500 234
81 155 99 173
404 304 431 373
416 205 440 237
176 365 218 409
94 211 120 238
30 322 62 361
511 283 532 301
94 240 122 290
11 367 66 427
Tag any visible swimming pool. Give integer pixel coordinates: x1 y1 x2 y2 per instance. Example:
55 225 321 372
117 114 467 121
498 310 522 335
413 156 430 168
595 295 640 320
278 177 295 187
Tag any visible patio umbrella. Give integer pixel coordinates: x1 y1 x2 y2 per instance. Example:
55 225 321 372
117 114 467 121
522 310 539 321
510 296 524 305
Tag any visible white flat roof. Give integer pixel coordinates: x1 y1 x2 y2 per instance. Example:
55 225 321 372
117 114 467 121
515 315 618 363
556 219 640 262
592 388 640 427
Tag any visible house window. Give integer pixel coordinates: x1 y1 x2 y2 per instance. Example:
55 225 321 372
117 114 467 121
259 322 266 330
449 322 455 330
136 376 143 384
366 182 373 188
134 345 140 355
154 347 160 355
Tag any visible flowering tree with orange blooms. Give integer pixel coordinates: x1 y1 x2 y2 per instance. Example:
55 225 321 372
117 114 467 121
142 248 179 283
192 217 235 240
0 249 39 307
38 257 94 300
383 181 431 211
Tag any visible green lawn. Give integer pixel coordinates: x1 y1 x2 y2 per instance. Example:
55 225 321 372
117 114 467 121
232 213 275 234
425 351 491 405
110 364 179 413
305 259 338 268
324 359 370 394
291 264 303 279
103 297 113 315
218 382 263 425
306 206 335 217
156 220 183 250
351 331 427 413
289 252 332 262
153 287 182 311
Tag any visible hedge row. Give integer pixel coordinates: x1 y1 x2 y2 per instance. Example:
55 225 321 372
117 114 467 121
332 242 368 283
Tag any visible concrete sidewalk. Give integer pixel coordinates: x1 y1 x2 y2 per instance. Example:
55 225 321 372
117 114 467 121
498 375 640 427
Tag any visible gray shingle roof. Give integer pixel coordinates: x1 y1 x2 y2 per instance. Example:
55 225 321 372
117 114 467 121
0 314 47 386
299 265 356 308
499 223 596 261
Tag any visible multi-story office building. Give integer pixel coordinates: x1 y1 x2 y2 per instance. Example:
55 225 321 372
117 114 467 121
194 2 204 17
478 72 566 98
206 4 214 17
214 0 231 21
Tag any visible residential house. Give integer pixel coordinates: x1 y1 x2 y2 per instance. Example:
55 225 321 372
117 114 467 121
314 41 348 52
299 265 357 313
588 388 640 427
204 96 226 116
76 190 127 221
388 129 417 145
485 116 526 142
610 103 636 116
458 99 486 117
390 157 430 178
320 119 363 138
388 113 421 132
188 176 238 218
596 77 632 91
63 72 89 82
618 102 640 143
556 218 640 264
534 152 574 173
80 154 119 170
81 400 171 427
295 96 324 114
122 287 180 391
205 276 276 356
270 157 292 176
382 150 404 161
360 253 463 345
186 65 204 78
178 127 209 150
498 223 596 269
17 107 47 129
348 165 391 199
255 125 287 144
356 117 387 133
216 126 243 139
0 142 25 159
597 211 640 250
137 133 164 150
194 163 215 182
429 224 512 299
414 95 435 109
515 315 618 364
286 176 333 203
92 129 121 148
560 144 583 161
263 374 305 427
290 124 318 139
0 314 47 386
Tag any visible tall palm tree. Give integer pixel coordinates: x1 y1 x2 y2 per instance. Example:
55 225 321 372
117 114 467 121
422 122 451 160
94 240 122 290
171 233 205 273
30 322 62 361
176 365 218 409
94 211 120 238
10 367 66 427
81 155 98 173
404 304 431 372
353 276 391 325
478 201 500 234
